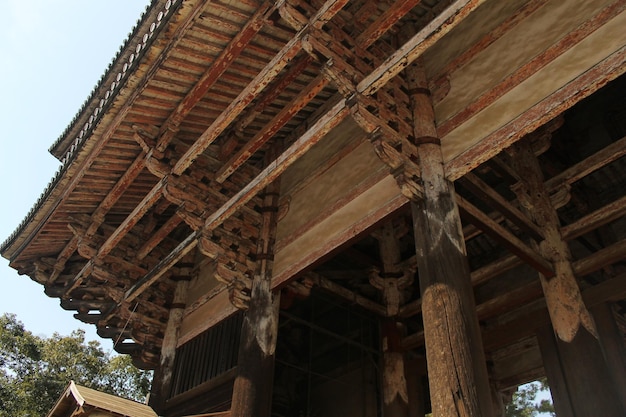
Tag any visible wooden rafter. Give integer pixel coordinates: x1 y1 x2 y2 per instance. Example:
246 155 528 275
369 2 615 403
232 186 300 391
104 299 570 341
172 0 351 175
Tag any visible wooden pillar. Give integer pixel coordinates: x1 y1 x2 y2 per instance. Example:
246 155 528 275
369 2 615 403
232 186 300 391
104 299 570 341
536 325 575 416
406 61 494 417
537 322 625 416
592 303 626 409
149 277 190 413
372 222 411 416
508 140 624 415
381 320 410 416
507 140 596 342
230 179 281 417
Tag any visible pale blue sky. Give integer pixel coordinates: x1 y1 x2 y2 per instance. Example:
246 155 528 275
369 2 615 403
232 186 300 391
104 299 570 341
0 0 151 344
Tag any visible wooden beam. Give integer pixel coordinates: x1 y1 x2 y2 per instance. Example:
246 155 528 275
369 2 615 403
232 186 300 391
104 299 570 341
573 238 626 278
155 2 278 151
545 134 626 192
439 0 625 138
355 0 423 47
358 0 487 96
469 254 522 287
137 214 183 260
458 172 544 241
445 44 626 181
304 272 387 316
203 99 350 231
123 231 199 304
215 74 329 183
456 194 554 277
562 195 626 240
172 0 351 175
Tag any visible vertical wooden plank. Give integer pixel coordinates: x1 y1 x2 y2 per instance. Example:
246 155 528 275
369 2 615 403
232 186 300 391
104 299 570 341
230 172 282 417
406 61 494 417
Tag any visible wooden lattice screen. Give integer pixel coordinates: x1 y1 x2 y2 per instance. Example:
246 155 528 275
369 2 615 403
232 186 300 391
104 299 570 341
169 312 243 398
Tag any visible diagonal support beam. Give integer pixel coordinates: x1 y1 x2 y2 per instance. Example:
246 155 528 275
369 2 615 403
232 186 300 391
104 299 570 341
458 172 545 241
119 99 351 306
358 0 488 96
172 0 351 175
457 194 554 277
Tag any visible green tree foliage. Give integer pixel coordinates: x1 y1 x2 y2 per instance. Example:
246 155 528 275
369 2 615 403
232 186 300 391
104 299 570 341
505 379 555 417
0 313 152 417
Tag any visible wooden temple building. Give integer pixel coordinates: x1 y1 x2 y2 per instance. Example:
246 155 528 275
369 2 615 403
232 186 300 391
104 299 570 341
2 0 626 415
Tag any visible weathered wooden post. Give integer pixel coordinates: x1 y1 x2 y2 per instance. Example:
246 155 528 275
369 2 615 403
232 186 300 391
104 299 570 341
372 222 412 416
230 178 281 417
406 60 494 417
149 277 190 413
508 139 624 416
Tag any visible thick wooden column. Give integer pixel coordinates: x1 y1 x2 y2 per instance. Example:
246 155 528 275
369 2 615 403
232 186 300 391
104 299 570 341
592 303 626 410
230 179 281 417
537 321 625 416
509 140 624 415
406 61 493 417
535 325 575 416
149 277 190 413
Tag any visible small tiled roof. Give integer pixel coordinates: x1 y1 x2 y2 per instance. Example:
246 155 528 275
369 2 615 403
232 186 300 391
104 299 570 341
47 381 158 417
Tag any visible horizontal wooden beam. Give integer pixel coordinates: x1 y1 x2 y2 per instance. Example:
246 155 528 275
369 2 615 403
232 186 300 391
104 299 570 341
545 134 626 192
562 195 626 241
573 238 626 278
405 271 626 352
123 231 199 304
305 272 387 316
456 194 554 277
203 99 350 231
445 44 626 181
458 172 544 241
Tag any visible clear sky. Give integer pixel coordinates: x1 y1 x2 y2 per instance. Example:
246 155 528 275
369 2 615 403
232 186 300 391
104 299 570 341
0 0 151 344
